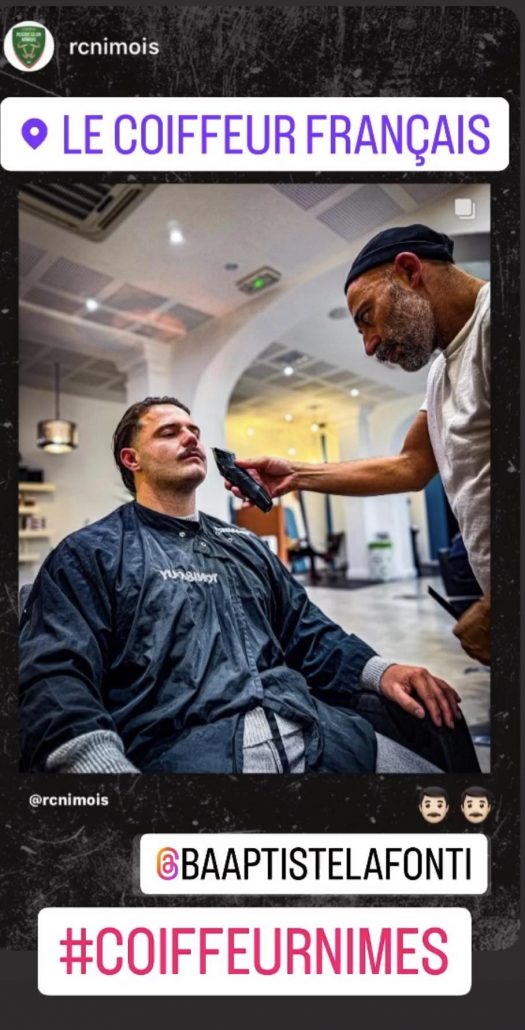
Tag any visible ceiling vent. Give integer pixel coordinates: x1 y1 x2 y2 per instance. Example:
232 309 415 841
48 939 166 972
274 349 310 368
19 183 155 240
272 183 343 210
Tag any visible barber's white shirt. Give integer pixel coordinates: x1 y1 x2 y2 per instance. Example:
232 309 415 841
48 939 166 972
422 282 490 592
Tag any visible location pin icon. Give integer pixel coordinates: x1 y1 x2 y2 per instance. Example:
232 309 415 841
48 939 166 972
21 118 48 150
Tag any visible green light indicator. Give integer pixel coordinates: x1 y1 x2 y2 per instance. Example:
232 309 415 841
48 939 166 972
252 276 266 289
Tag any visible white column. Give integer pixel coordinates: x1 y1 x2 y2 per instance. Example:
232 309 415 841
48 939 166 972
122 341 173 403
339 415 371 580
367 404 418 580
339 405 416 581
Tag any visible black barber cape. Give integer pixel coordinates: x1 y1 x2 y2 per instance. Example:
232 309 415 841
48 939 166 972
20 503 377 773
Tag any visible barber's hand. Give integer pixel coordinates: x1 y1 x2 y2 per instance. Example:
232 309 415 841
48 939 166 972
224 456 296 506
379 664 462 730
453 595 491 666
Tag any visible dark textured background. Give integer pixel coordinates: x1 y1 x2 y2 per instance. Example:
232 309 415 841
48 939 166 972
0 1 520 968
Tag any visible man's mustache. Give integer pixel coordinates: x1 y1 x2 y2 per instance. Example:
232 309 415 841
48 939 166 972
179 447 206 462
376 340 401 363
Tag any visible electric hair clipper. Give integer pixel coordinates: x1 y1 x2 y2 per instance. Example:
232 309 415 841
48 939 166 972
212 447 273 513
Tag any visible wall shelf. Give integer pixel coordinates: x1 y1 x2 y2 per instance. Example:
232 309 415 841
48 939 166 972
19 484 55 572
19 483 56 493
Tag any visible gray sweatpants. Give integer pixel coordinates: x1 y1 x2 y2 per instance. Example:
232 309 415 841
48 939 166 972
242 708 441 773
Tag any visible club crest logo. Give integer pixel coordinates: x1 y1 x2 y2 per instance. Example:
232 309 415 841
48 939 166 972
12 25 45 67
3 21 54 73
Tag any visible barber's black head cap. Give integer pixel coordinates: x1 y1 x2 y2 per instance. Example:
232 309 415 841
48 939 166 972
344 224 455 295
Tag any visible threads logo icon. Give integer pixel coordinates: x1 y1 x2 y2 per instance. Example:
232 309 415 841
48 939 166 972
157 847 179 880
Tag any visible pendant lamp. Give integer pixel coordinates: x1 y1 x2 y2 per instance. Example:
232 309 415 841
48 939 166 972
37 363 78 454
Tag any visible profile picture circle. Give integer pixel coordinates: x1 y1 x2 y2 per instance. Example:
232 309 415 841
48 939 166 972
3 21 55 73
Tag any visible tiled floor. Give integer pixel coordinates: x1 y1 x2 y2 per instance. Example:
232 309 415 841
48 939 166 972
304 574 490 772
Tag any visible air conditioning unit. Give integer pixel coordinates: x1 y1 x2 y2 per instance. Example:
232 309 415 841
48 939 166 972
19 183 155 240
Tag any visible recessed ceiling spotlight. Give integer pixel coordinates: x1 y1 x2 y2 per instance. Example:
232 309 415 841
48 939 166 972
224 262 239 271
85 298 99 312
169 227 185 245
288 447 296 456
247 427 255 436
283 366 294 377
284 413 294 422
310 422 319 433
350 388 360 397
329 307 348 320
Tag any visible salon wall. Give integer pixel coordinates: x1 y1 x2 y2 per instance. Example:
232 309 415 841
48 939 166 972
19 387 127 585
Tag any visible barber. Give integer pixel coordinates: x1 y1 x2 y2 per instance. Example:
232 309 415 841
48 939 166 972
229 225 491 666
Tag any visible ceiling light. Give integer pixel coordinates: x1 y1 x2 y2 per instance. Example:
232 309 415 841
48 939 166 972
310 422 319 433
169 227 185 245
288 447 296 456
284 413 294 422
236 266 281 295
37 364 78 454
247 427 255 436
350 388 360 397
283 366 294 377
85 298 99 312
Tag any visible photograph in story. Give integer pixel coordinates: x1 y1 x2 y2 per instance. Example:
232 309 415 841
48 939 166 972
18 182 490 775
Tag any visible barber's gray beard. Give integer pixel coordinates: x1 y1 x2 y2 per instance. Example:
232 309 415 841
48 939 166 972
376 339 434 372
377 285 438 371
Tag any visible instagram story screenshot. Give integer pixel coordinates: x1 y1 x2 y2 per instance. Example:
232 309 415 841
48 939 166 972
0 2 521 1023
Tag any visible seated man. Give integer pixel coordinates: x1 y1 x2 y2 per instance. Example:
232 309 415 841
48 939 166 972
19 397 479 775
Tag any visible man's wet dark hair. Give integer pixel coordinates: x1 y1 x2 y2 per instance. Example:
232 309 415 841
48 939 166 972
461 786 493 805
113 396 191 494
418 786 449 804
